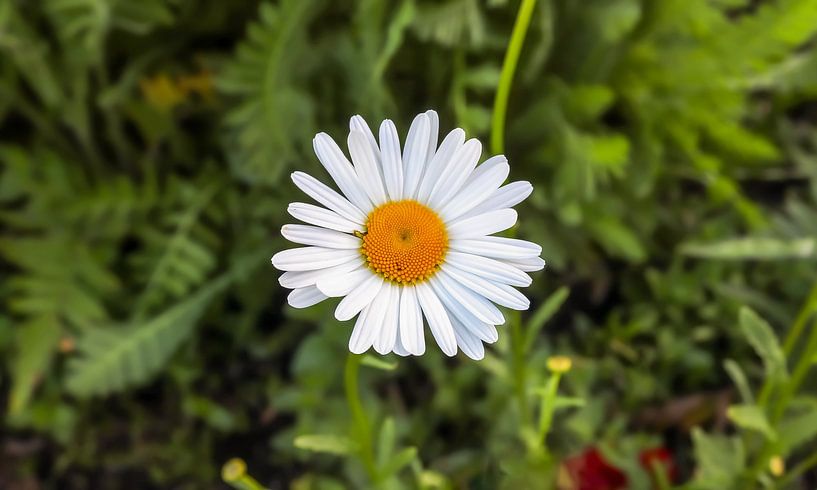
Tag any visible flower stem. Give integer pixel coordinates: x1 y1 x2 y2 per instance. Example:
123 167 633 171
491 0 538 155
344 353 378 481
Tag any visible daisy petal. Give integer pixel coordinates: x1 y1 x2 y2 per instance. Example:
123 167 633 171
316 267 373 297
288 286 328 309
445 251 531 287
424 109 439 164
447 209 518 239
349 130 388 205
379 119 404 200
335 274 384 321
350 115 380 161
435 271 505 325
415 128 465 204
374 283 399 354
348 305 374 354
288 202 361 233
349 283 392 354
439 156 509 222
272 247 360 271
291 172 366 224
393 334 411 357
460 181 533 219
399 286 425 356
451 317 486 360
502 256 546 272
450 236 542 259
415 282 457 356
428 139 482 209
313 133 373 212
402 113 431 198
430 277 499 341
443 264 530 310
281 224 361 249
279 259 361 289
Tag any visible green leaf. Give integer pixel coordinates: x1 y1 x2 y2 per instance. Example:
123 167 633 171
723 359 754 404
65 268 242 397
691 428 745 489
738 307 787 381
361 355 398 371
680 237 816 260
727 404 776 440
778 397 817 454
294 434 358 456
8 317 61 414
380 446 418 479
524 287 569 352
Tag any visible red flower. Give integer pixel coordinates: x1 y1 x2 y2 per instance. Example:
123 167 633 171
639 447 678 483
563 448 628 490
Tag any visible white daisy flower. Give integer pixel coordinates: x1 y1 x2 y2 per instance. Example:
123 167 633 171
271 110 544 360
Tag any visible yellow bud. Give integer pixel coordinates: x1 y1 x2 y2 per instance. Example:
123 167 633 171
221 458 247 482
547 355 572 374
769 456 785 477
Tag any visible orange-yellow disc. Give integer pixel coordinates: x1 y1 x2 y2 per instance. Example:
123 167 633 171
361 200 448 284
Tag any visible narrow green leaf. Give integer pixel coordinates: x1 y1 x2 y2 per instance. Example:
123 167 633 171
727 404 776 440
739 307 787 380
723 359 754 404
680 237 815 260
778 397 817 454
294 434 358 456
525 287 569 351
361 355 398 371
8 317 61 414
380 446 418 479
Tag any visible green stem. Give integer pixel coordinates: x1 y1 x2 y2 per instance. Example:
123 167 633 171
345 353 378 482
772 317 817 423
757 277 817 408
781 281 817 355
491 0 538 155
537 372 562 453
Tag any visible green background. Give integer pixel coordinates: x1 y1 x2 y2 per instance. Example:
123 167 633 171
2 0 817 488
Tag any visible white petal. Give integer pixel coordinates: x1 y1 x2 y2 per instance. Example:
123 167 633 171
435 271 505 325
313 133 373 212
429 277 499 343
350 115 380 161
272 247 360 271
443 264 530 310
393 333 411 356
415 282 457 356
502 256 546 272
349 282 392 354
317 266 372 297
447 209 518 239
445 251 531 287
288 286 328 309
379 119 404 200
415 128 465 204
374 283 399 354
348 305 374 354
335 274 384 321
281 224 361 249
439 156 509 222
450 236 542 259
348 130 388 205
402 113 431 198
424 109 439 164
460 181 533 219
428 139 482 209
291 172 366 224
279 259 361 289
288 202 361 233
399 286 425 356
451 318 485 360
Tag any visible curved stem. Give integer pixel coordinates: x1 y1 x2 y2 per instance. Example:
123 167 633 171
344 353 378 481
491 0 538 155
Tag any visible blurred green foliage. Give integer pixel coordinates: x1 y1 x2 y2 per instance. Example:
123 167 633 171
2 0 817 488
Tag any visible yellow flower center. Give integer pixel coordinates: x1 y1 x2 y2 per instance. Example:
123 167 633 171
360 200 448 284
